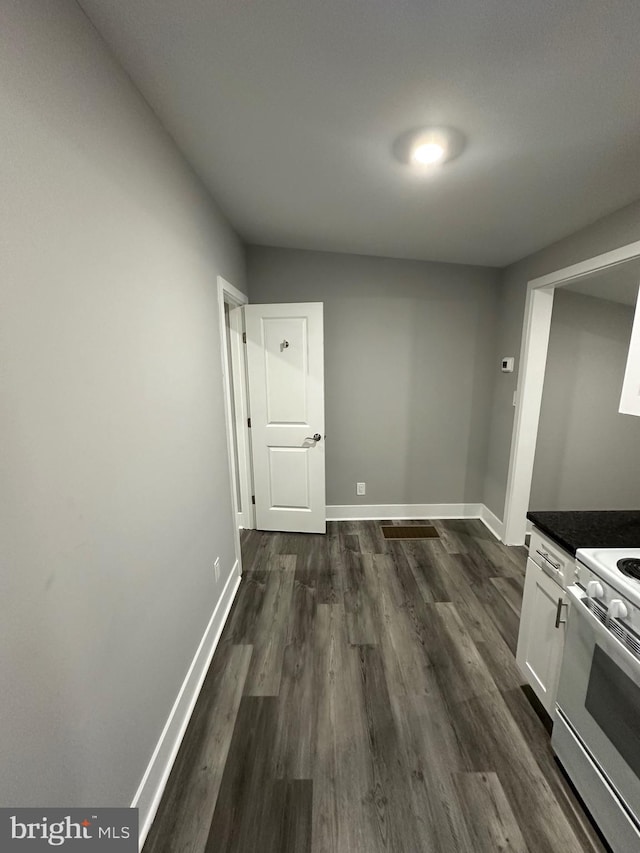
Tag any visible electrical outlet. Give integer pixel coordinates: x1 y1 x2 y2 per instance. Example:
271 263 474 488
356 482 366 496
214 557 220 582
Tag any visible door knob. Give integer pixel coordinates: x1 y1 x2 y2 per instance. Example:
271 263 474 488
304 433 322 442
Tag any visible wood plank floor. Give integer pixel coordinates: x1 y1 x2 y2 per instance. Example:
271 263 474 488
143 519 608 853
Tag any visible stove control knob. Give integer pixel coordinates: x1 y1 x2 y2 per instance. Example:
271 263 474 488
608 599 629 620
586 580 604 599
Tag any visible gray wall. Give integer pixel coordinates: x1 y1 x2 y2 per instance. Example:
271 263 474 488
1 0 244 808
247 247 501 506
530 291 640 510
483 198 640 519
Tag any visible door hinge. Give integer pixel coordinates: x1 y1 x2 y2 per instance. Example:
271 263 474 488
251 495 255 505
242 332 247 344
247 417 251 428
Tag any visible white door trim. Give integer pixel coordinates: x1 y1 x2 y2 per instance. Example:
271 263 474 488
228 303 254 530
217 277 254 548
502 239 640 545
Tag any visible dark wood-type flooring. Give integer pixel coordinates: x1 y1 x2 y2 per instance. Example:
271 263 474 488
144 519 608 853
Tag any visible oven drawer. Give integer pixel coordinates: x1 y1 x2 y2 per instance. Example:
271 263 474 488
553 709 640 853
529 527 575 589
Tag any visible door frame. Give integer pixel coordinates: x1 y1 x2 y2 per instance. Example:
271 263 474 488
217 276 254 539
502 239 640 545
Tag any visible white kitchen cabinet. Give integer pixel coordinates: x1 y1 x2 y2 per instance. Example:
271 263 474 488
516 553 568 716
619 284 640 416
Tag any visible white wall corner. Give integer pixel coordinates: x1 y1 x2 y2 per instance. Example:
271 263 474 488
132 563 241 849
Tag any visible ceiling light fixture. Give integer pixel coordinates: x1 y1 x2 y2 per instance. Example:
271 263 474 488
412 141 446 165
393 126 466 168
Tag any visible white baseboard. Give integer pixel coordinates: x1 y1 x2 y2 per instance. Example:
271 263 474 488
327 503 482 521
132 563 241 849
479 504 505 542
326 502 505 543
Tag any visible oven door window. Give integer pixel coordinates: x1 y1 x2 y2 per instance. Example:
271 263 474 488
586 644 640 779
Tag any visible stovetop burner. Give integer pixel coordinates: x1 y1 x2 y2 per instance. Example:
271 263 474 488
617 558 640 581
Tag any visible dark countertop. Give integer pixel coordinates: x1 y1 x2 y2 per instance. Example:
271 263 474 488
527 510 640 556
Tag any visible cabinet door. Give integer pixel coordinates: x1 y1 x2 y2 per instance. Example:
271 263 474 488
620 284 640 416
516 559 566 715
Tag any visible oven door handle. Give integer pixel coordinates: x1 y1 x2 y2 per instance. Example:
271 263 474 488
566 585 640 671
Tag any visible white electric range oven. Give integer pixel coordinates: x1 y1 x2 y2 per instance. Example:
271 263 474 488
552 548 640 852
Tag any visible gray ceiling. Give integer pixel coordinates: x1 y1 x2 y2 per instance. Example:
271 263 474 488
79 0 640 267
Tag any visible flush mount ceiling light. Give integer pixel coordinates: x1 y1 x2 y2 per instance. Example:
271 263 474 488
393 126 466 168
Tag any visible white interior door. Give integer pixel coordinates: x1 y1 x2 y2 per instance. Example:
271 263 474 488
245 303 325 533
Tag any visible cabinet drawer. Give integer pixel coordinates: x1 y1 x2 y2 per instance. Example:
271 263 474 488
529 527 575 590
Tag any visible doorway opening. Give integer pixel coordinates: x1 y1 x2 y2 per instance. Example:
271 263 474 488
218 286 328 541
502 240 640 545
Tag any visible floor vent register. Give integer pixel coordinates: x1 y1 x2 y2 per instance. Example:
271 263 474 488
380 525 440 540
